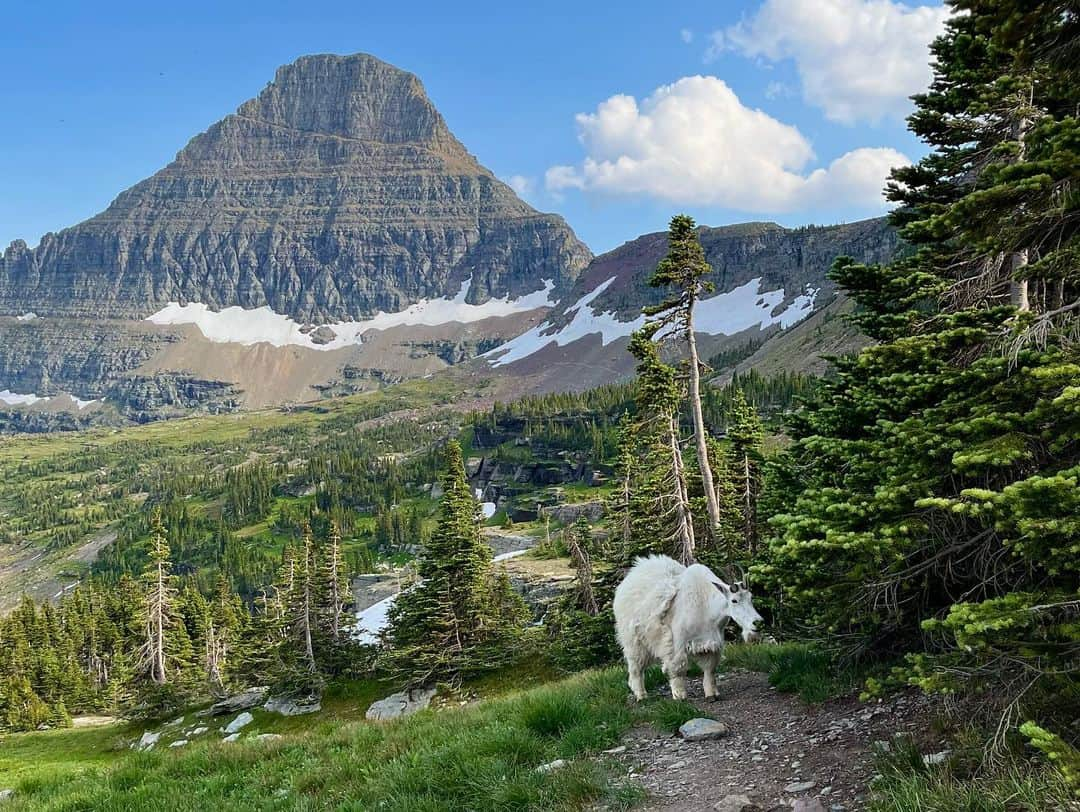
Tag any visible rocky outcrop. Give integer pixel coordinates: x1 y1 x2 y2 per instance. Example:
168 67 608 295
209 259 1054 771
541 500 606 524
106 374 241 421
0 319 179 398
562 218 901 323
0 54 591 322
365 686 436 721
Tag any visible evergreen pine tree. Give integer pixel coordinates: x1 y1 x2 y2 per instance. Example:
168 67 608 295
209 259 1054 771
760 0 1078 733
139 509 176 686
378 441 526 685
647 214 722 542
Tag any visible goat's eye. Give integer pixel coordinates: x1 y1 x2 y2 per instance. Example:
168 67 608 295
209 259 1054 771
732 598 739 604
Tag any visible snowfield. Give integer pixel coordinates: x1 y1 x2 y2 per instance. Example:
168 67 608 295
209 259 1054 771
0 390 98 410
485 277 818 367
353 594 396 645
146 277 556 350
0 390 49 407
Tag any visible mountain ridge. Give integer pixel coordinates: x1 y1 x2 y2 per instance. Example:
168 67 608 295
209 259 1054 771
0 53 591 323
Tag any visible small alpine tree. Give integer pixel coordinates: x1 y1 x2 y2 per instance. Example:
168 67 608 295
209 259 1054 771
647 214 722 542
379 441 526 684
139 509 176 686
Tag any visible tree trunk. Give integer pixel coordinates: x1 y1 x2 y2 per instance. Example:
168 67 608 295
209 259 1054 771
685 298 721 540
1010 113 1030 312
742 452 756 557
1011 250 1030 312
303 579 316 672
329 540 341 642
152 560 167 685
668 414 696 565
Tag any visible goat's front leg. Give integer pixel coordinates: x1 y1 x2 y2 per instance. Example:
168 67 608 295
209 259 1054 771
697 651 720 700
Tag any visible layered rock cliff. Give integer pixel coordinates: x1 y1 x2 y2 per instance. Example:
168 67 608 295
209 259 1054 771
565 217 901 321
0 54 591 322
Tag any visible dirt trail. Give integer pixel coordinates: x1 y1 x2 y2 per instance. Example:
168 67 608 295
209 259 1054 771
610 670 940 812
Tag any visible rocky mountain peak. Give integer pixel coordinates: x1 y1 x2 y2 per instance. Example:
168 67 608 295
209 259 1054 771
0 53 590 322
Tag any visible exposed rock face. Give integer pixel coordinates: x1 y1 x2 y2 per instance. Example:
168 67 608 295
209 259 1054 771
0 54 591 322
559 218 900 323
0 318 180 398
365 686 436 721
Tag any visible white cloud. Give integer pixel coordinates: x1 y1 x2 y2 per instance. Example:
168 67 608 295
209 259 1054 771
544 75 908 213
504 174 535 198
715 0 950 124
680 28 694 44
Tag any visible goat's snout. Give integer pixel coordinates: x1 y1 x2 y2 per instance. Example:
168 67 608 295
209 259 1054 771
742 621 763 644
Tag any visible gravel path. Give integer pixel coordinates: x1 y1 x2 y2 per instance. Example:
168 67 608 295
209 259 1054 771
608 670 940 812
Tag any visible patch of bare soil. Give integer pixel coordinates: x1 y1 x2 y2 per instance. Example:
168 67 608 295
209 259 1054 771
0 528 117 612
609 670 941 812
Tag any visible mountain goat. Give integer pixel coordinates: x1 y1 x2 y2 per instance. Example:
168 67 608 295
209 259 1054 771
613 555 763 701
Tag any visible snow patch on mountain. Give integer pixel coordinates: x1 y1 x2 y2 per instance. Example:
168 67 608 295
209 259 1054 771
147 278 556 350
0 390 98 410
354 594 395 645
0 390 49 407
486 277 817 367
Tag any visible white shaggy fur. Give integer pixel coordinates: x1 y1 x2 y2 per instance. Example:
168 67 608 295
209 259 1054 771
613 555 763 701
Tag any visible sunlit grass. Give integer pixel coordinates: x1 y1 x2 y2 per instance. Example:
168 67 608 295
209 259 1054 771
0 666 701 811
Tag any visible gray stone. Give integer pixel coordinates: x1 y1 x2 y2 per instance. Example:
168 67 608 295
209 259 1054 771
207 687 269 717
678 718 729 742
252 733 283 742
135 730 161 751
222 733 241 743
263 695 321 717
0 789 14 803
169 739 189 748
535 759 567 773
190 726 208 736
793 799 826 812
541 500 606 524
365 686 436 721
784 780 818 794
923 750 951 766
223 711 254 734
713 795 761 812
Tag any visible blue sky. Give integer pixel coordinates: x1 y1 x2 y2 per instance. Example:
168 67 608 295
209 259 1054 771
0 0 947 254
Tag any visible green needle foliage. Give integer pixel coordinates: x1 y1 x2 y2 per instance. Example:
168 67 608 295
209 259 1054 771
378 441 527 685
759 0 1078 760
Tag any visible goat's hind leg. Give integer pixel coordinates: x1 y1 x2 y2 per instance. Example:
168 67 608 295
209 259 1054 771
663 652 689 701
624 644 648 701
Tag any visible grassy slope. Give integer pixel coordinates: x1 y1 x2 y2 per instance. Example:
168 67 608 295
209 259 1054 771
0 667 698 812
0 376 483 608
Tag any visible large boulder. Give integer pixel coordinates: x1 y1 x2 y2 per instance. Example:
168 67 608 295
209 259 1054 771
263 695 321 716
205 687 269 717
365 687 437 721
134 730 161 751
541 500 606 524
223 711 254 734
